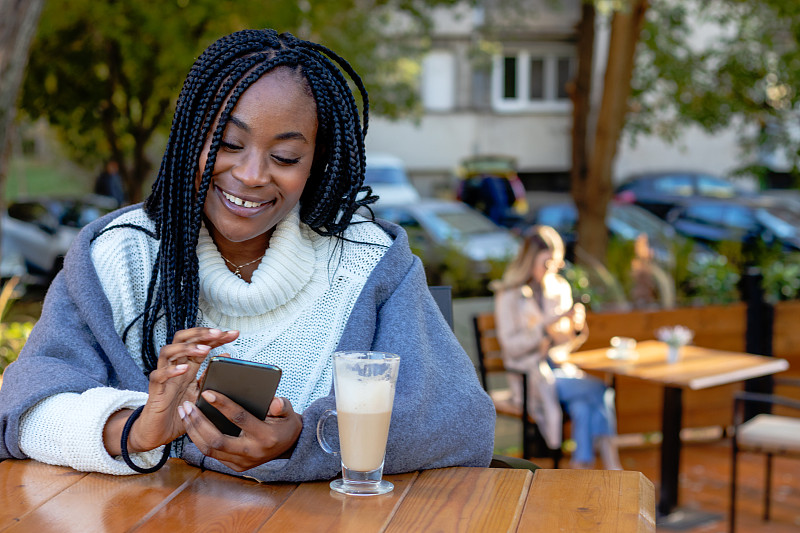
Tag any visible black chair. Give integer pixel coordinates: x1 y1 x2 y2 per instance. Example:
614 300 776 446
429 285 454 331
473 311 565 468
729 377 800 532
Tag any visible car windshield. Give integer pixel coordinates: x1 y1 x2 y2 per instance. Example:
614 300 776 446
756 206 800 239
697 174 737 198
419 208 499 241
364 167 408 185
610 204 675 240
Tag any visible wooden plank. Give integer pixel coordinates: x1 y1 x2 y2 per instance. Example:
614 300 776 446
520 470 655 532
0 460 87 532
384 467 531 533
3 459 199 533
257 472 417 532
476 313 496 331
133 466 295 532
582 304 746 352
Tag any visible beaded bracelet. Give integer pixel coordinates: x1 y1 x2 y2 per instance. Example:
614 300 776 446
120 405 171 474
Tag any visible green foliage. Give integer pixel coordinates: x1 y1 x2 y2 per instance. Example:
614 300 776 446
563 260 628 312
0 278 35 373
678 253 741 306
20 0 462 198
413 241 510 298
760 253 800 303
6 157 90 200
630 1 800 174
604 237 636 296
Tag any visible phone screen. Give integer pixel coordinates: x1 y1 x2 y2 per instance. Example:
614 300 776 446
195 356 282 436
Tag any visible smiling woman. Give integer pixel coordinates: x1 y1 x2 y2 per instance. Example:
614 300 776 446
0 29 495 484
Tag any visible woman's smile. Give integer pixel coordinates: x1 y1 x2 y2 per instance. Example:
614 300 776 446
216 185 276 215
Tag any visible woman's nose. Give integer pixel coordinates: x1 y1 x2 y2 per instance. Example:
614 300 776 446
231 151 269 186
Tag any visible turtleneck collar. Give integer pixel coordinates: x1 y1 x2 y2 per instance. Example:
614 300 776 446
196 205 327 330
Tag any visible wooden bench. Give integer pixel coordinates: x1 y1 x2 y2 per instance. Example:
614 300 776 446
473 313 566 466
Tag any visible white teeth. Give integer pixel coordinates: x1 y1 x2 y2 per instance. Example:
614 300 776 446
222 190 265 208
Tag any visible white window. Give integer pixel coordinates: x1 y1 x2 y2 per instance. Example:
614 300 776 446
421 51 455 112
491 46 575 112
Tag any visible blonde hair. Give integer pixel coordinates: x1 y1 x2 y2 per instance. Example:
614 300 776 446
491 225 565 291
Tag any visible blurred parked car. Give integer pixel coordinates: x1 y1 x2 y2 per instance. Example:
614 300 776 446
526 200 718 269
0 235 27 281
371 200 519 275
3 194 117 281
455 154 528 227
615 170 747 220
665 197 800 251
364 153 421 205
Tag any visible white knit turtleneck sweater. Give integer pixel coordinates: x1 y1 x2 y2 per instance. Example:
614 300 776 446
18 205 391 474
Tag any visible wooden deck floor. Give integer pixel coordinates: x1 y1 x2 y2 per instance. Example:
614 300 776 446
525 437 800 532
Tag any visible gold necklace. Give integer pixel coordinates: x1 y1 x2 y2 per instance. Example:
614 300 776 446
219 253 264 279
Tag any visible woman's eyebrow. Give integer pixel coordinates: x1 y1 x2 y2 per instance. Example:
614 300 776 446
228 115 250 132
228 115 306 142
274 131 308 142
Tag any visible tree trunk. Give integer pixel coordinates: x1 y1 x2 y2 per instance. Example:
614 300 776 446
574 0 649 265
0 0 45 204
569 2 595 261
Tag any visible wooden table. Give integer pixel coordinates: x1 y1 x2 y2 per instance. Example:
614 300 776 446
0 458 655 532
567 340 789 523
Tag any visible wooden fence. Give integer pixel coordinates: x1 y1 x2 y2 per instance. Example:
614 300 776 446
581 301 799 434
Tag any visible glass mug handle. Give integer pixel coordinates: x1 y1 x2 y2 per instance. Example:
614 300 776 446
316 409 339 456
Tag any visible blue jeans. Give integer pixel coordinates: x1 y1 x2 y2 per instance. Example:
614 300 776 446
555 374 615 463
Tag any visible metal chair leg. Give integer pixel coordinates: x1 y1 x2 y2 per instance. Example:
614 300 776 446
729 436 738 533
764 453 773 521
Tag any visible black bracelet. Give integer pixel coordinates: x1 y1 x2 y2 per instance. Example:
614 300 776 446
120 405 171 474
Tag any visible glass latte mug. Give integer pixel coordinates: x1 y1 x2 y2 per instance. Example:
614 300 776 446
316 351 400 495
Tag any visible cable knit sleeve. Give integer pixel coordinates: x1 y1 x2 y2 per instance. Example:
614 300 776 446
19 388 165 475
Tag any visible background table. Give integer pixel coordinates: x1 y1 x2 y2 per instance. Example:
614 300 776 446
567 340 789 523
0 459 654 532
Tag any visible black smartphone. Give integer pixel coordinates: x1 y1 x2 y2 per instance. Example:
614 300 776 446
195 356 282 437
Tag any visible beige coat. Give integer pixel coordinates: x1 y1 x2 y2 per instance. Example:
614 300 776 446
494 274 586 450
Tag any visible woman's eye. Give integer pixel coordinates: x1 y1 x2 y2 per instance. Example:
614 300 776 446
220 141 242 151
272 155 301 165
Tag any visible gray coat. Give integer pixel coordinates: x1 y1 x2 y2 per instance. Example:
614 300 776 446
0 205 495 481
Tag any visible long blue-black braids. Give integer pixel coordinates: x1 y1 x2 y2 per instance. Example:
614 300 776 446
139 29 375 374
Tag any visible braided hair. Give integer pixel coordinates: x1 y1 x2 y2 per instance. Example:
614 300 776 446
139 29 375 373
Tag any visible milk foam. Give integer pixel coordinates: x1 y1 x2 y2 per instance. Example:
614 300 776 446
335 379 394 413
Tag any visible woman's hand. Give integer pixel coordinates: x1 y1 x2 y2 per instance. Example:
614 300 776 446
571 302 587 332
178 392 303 472
105 328 240 456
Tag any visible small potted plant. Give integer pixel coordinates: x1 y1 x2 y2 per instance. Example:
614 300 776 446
656 325 694 364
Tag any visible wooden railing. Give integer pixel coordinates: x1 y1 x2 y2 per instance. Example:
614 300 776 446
577 300 799 434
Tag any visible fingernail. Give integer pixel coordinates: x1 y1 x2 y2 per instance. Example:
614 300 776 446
176 364 188 371
202 390 216 403
196 344 211 352
178 406 186 419
183 401 194 415
209 329 221 335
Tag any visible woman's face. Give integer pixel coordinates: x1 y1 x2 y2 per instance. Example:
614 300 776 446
531 250 553 284
531 249 563 284
197 69 318 252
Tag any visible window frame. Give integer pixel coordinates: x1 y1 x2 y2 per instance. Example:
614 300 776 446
491 45 575 113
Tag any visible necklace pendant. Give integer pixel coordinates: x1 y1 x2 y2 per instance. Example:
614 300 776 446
233 268 242 279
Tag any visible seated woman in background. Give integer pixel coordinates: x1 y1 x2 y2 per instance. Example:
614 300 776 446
0 28 494 481
492 225 622 470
